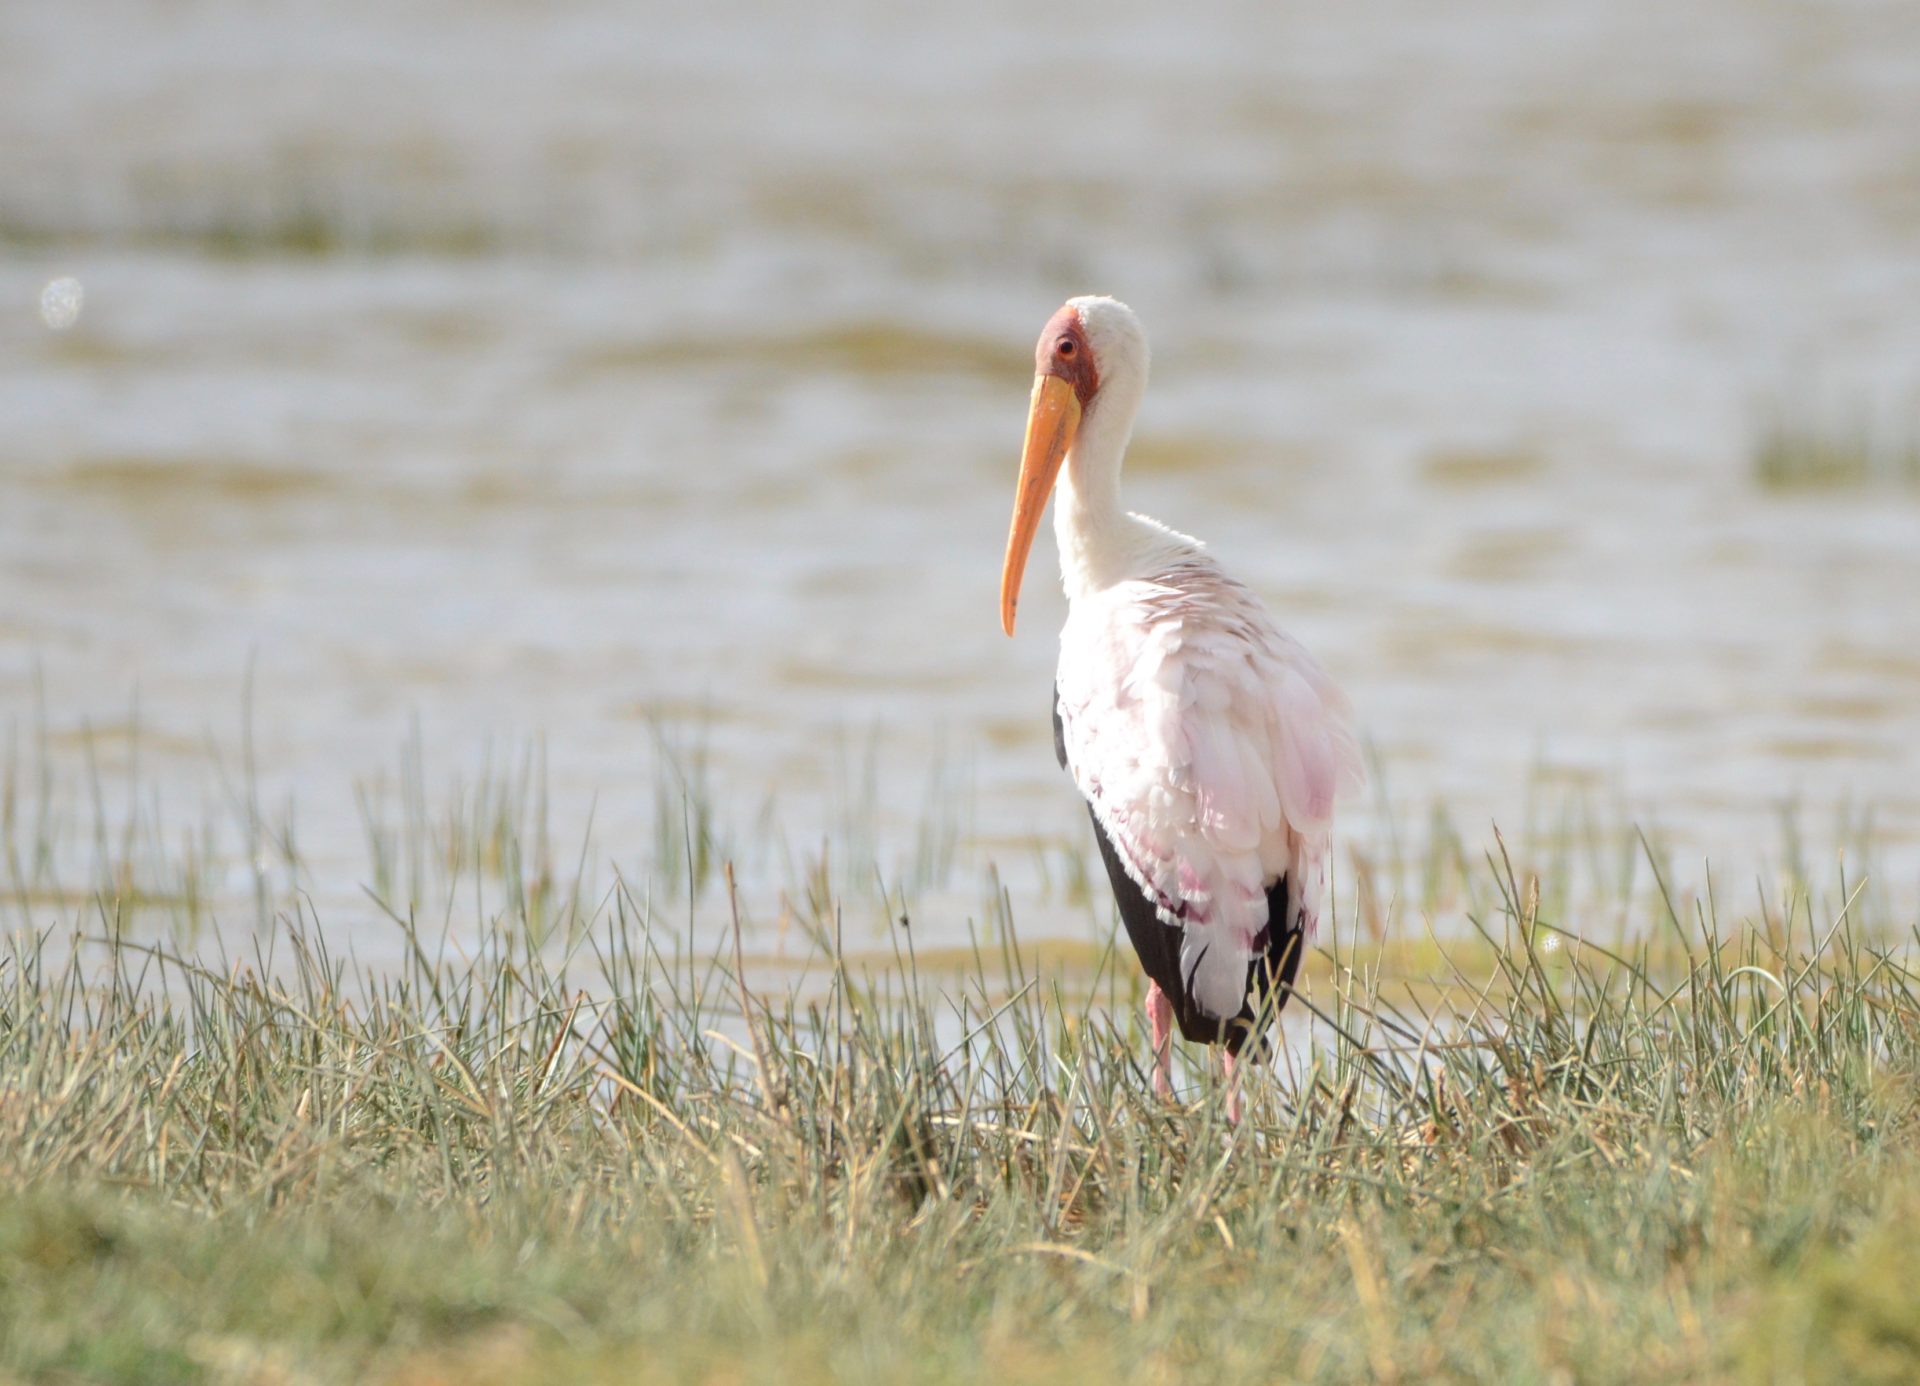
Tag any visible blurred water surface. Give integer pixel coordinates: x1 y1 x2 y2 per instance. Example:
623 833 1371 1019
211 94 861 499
5 0 1920 953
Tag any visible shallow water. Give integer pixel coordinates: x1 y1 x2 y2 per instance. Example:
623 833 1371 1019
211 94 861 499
5 0 1920 959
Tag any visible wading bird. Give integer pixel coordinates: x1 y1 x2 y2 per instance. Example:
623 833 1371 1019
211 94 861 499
999 296 1360 1120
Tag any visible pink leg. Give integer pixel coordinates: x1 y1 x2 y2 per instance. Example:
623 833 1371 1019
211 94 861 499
1145 982 1174 1099
1221 1048 1242 1124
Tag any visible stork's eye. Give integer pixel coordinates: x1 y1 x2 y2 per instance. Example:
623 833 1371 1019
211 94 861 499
1057 336 1076 356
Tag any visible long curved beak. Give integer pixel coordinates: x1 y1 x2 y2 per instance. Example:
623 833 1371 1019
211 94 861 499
1000 373 1081 636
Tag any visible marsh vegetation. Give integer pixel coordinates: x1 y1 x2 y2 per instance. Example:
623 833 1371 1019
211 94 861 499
1 736 1917 1384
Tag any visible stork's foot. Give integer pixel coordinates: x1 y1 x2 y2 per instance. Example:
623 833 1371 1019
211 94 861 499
1222 1048 1242 1125
1145 982 1174 1100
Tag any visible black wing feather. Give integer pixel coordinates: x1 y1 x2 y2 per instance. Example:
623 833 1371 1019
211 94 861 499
1056 686 1303 1053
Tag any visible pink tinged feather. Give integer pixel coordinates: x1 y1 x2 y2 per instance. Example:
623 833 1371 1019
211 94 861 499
1055 555 1356 1023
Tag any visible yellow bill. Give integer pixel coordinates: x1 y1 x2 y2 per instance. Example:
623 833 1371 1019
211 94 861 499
1000 372 1081 636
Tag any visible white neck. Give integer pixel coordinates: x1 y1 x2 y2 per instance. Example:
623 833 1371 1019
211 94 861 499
1052 369 1192 602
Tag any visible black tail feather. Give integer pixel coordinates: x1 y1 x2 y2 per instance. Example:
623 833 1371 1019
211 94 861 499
1084 803 1303 1054
1058 685 1304 1054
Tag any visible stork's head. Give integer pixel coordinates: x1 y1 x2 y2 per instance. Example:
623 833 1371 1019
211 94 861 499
999 296 1149 636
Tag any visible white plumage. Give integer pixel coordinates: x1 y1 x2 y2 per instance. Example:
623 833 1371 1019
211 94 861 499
1000 295 1361 1078
1055 551 1359 1021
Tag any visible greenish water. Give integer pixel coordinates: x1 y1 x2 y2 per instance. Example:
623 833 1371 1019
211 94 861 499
4 0 1920 959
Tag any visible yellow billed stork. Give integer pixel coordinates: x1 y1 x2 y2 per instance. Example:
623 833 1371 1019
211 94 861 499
999 296 1361 1119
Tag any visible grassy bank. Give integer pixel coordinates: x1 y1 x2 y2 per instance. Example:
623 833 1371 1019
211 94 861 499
0 819 1917 1385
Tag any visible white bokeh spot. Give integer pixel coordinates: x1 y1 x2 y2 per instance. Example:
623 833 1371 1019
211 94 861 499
40 277 84 331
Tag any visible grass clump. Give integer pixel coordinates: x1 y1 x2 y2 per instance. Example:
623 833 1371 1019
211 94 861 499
0 735 1917 1383
0 859 1912 1381
1753 407 1920 491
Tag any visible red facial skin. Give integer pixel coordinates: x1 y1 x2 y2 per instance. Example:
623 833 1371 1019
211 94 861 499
1035 306 1099 408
